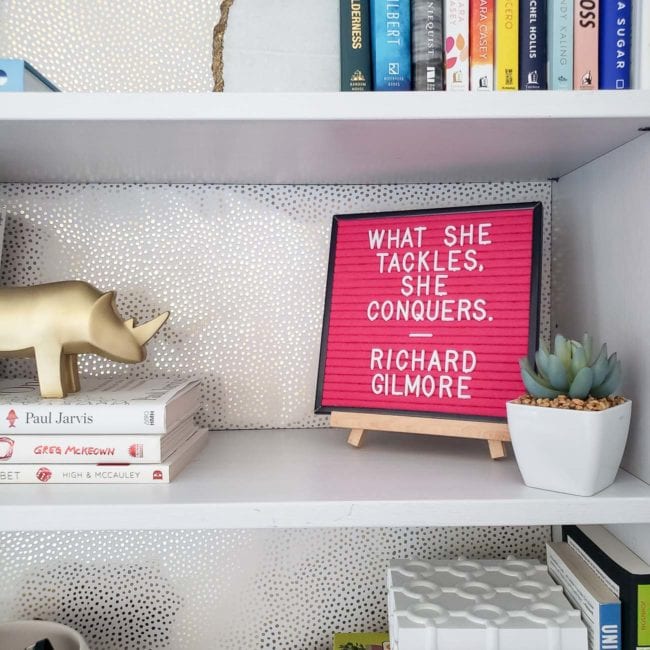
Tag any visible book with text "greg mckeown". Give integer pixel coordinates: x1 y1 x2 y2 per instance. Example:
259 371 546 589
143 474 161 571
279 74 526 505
0 378 201 434
0 428 207 484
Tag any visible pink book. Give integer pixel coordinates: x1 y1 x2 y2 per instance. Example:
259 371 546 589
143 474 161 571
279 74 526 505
574 0 599 89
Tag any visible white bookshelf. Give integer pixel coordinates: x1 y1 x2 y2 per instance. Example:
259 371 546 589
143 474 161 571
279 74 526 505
0 91 649 184
1 92 650 537
2 429 650 532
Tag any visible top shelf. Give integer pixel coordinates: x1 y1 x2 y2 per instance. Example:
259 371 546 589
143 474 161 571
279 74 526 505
1 91 649 185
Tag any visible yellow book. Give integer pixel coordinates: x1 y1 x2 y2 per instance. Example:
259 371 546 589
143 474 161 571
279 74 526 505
495 0 519 90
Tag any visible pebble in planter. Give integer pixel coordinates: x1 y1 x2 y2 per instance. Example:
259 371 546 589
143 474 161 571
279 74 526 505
506 334 631 496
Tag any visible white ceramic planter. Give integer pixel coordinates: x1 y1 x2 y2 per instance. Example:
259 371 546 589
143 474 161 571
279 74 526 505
506 400 632 496
0 620 89 650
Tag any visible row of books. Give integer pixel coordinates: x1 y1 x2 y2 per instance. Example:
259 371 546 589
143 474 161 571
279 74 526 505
0 378 206 483
555 524 650 650
334 525 649 650
340 0 648 92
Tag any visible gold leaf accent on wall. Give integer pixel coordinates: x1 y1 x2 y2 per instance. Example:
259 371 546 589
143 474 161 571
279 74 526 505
212 0 235 92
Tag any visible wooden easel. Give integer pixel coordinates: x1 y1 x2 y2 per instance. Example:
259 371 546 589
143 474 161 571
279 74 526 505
330 411 510 459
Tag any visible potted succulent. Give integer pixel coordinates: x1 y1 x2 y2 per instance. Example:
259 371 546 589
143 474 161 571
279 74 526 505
506 333 631 496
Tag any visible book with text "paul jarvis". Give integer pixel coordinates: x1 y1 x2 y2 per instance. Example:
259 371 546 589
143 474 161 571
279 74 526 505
0 378 201 434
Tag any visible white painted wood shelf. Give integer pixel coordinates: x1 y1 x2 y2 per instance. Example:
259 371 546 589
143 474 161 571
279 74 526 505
1 92 649 184
3 428 650 531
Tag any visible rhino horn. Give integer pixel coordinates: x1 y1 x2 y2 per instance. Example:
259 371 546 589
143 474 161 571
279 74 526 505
131 312 169 346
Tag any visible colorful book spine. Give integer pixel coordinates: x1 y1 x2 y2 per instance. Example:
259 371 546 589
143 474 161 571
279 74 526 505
520 0 548 88
599 0 632 89
496 0 519 89
340 0 372 91
0 59 58 92
411 0 444 90
632 0 650 88
445 0 470 90
548 0 574 89
0 429 207 484
574 0 599 89
370 0 412 90
470 0 495 89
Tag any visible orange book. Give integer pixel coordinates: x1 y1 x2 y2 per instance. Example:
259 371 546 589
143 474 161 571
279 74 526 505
470 0 495 90
574 0 599 89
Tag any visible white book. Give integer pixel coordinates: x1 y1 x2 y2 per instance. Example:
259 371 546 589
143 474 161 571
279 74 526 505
0 416 196 464
0 378 201 434
0 428 207 484
547 542 621 650
633 1 650 89
445 0 470 90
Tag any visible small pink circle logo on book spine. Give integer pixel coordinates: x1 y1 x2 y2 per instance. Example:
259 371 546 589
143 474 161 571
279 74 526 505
36 467 53 482
0 437 15 460
6 409 18 428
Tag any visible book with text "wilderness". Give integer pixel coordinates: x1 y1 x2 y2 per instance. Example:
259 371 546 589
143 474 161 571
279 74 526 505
0 378 201 434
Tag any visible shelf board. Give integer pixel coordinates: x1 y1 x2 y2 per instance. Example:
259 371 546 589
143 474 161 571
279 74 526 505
1 92 649 184
3 428 650 531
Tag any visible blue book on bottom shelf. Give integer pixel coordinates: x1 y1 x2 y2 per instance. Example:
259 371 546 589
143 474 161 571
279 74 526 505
0 59 58 91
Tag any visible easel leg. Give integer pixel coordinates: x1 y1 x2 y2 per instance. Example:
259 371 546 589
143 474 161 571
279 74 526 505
488 439 507 460
347 428 366 448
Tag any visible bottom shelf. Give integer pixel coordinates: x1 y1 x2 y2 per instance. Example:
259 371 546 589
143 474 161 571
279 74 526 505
2 428 650 531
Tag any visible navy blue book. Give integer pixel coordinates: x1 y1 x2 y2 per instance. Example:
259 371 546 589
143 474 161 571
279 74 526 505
599 0 632 88
520 0 548 89
370 0 412 90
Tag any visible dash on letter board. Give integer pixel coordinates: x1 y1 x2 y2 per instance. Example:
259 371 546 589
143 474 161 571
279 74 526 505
316 203 543 421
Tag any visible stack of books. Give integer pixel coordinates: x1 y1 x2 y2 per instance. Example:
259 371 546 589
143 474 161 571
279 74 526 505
0 378 205 484
340 0 646 92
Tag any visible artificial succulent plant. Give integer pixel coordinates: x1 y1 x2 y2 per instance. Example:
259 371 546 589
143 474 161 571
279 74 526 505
519 333 622 400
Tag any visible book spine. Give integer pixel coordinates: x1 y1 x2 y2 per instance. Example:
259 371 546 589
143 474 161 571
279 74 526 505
548 0 574 89
411 0 444 90
639 584 650 648
340 0 373 90
445 0 471 90
632 0 650 88
0 60 26 91
0 403 166 434
574 0 599 89
0 463 170 483
599 0 632 89
370 0 412 90
496 0 519 89
547 544 621 650
0 434 164 463
470 0 495 89
520 0 548 88
599 603 622 650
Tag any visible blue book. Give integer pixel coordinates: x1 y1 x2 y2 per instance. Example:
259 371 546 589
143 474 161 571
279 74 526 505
520 0 548 89
599 0 632 89
369 0 411 90
548 0 574 89
0 59 58 92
